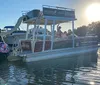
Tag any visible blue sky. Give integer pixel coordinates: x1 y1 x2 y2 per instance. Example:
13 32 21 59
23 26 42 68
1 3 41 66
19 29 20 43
0 0 100 29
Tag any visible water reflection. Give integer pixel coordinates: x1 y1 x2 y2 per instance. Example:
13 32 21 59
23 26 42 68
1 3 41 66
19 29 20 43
0 50 99 85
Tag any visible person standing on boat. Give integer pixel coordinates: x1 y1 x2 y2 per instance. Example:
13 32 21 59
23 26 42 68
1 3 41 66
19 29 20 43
68 29 72 35
56 24 63 38
62 31 68 38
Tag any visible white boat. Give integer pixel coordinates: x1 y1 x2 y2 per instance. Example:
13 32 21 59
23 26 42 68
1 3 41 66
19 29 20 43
6 5 98 62
2 26 27 46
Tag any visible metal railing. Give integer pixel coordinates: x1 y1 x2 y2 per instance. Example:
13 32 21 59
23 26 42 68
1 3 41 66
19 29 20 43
42 5 75 11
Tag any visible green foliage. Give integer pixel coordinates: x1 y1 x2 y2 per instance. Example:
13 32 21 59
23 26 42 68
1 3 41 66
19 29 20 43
75 25 88 36
74 21 100 41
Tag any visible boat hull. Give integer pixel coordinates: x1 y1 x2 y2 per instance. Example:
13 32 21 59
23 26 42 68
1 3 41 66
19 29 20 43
26 50 97 69
21 45 98 62
0 53 9 60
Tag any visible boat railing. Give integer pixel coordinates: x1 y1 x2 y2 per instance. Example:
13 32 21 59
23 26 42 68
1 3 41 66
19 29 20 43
42 5 75 11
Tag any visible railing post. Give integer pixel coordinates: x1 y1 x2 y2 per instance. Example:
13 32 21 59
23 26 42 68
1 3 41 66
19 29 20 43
72 20 75 48
26 24 29 39
42 19 47 51
51 20 55 50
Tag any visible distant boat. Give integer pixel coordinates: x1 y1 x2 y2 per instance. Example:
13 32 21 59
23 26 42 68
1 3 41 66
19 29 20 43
1 26 26 46
2 25 50 47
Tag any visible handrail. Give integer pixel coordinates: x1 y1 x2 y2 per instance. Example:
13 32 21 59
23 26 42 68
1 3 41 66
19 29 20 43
42 5 75 11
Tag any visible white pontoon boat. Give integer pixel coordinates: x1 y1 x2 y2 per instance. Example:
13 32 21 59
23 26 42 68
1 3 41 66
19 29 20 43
6 5 98 62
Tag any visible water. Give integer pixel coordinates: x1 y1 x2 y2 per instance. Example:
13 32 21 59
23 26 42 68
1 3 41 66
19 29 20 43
0 50 99 85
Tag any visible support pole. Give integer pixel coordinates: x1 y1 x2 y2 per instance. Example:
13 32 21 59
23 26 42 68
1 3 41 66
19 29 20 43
32 24 36 53
36 18 40 41
26 24 29 39
42 19 47 51
33 24 36 41
72 20 75 48
51 20 55 50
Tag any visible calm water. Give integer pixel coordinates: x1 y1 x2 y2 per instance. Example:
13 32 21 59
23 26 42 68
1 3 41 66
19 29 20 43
0 49 99 85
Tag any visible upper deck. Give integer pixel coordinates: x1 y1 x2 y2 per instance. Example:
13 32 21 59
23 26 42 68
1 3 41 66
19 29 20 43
23 5 76 25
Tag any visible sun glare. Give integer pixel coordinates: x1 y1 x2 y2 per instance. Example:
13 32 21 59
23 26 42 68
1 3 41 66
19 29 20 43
86 3 100 22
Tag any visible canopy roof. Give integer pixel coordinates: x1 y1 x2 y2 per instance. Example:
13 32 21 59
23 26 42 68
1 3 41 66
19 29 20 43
23 5 76 25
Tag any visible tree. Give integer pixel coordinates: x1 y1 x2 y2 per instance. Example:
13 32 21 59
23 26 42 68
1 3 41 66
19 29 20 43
76 25 88 36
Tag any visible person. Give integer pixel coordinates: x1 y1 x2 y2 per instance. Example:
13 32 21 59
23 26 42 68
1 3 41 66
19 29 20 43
56 25 62 38
61 31 68 38
68 29 72 35
38 27 43 34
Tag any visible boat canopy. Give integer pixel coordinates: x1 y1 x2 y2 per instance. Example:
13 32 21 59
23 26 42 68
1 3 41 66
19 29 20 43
23 5 76 25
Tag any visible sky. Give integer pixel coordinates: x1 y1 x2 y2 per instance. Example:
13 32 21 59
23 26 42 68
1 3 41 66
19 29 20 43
0 0 100 30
